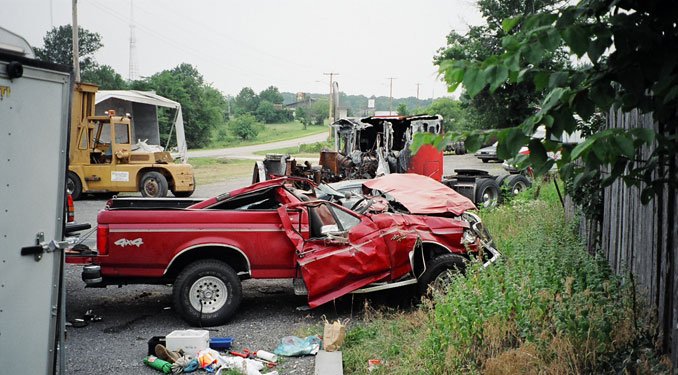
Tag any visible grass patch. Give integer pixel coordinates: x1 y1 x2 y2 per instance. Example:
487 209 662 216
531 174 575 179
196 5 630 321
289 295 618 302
189 157 254 185
206 121 328 149
340 181 668 374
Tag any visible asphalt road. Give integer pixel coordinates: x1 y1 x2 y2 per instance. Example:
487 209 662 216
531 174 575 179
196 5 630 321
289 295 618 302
64 153 506 374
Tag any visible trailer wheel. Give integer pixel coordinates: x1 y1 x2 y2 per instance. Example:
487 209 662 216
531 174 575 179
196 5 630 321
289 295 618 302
505 174 531 196
66 171 82 200
140 171 168 198
418 253 467 295
173 260 242 326
475 178 501 208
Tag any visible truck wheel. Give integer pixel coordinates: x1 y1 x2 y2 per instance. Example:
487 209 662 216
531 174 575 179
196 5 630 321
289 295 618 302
173 260 242 326
482 159 489 163
505 174 531 196
140 171 168 198
66 171 82 200
418 253 467 295
475 178 502 208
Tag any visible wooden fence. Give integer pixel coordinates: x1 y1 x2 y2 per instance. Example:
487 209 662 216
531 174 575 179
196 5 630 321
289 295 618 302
566 109 677 366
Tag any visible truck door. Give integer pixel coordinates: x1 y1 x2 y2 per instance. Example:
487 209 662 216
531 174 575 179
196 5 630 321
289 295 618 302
0 55 71 373
278 201 394 308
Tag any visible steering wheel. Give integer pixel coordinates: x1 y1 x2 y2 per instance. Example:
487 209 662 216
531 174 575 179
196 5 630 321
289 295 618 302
350 197 373 214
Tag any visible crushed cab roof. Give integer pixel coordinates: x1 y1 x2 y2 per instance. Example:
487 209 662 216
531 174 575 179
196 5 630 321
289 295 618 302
362 173 476 215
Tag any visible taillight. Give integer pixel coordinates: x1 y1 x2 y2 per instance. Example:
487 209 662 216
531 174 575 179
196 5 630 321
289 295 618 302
97 225 109 256
67 194 75 223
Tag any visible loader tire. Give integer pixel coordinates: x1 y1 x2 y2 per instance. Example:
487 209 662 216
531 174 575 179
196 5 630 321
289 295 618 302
140 171 168 198
66 171 83 200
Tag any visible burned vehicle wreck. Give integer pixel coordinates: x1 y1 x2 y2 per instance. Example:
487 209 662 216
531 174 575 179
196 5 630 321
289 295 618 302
253 114 514 208
69 174 498 326
253 114 445 184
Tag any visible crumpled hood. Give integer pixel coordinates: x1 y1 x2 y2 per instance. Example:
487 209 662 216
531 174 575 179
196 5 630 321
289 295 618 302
362 173 476 216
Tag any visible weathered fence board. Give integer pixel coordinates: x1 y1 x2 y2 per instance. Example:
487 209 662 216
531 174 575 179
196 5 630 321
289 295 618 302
569 108 677 366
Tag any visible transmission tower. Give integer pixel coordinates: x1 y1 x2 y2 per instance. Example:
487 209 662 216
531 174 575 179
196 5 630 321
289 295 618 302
128 0 138 81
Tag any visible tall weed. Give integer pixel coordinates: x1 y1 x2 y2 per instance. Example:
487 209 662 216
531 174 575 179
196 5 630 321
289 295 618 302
341 182 667 374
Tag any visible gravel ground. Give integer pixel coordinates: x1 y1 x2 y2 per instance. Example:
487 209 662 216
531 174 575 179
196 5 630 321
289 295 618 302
63 154 506 375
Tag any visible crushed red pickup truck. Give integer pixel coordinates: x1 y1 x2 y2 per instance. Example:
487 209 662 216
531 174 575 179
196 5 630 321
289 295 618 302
67 173 499 326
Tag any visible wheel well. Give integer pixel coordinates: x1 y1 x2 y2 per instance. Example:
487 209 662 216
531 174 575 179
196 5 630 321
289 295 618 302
164 245 250 280
412 242 470 278
137 168 173 189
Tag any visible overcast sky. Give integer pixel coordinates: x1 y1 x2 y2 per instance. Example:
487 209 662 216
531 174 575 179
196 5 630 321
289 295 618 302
5 0 484 99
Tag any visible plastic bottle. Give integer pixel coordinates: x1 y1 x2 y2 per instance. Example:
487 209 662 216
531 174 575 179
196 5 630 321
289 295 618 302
255 350 278 363
143 355 172 374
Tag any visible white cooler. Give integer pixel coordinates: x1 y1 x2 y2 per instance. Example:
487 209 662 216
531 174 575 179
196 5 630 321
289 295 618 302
166 329 210 355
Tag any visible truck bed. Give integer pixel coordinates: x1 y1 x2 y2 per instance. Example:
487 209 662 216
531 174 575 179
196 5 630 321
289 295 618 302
107 197 203 209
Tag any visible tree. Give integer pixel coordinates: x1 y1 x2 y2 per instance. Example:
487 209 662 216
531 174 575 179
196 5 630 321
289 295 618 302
295 107 309 129
229 114 261 140
34 25 103 72
308 99 329 126
132 63 226 148
434 0 567 130
81 65 127 90
437 0 677 204
259 86 284 104
396 103 409 116
422 98 465 131
255 100 278 124
234 87 259 114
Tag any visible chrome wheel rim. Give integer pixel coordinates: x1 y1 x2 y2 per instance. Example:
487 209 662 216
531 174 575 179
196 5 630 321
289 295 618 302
189 276 228 313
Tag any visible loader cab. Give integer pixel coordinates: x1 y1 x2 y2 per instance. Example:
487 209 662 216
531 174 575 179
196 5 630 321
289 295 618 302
86 113 132 165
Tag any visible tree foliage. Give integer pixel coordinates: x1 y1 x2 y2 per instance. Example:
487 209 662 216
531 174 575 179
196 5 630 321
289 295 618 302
234 87 259 115
434 0 567 130
396 103 409 116
229 114 261 140
34 25 103 72
259 86 284 104
131 63 226 148
437 0 678 203
81 65 127 90
420 98 465 131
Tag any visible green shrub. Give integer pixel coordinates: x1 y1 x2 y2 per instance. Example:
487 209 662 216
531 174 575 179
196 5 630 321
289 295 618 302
341 181 667 374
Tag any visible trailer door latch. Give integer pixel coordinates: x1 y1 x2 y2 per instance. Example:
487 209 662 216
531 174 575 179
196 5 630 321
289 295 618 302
20 232 69 261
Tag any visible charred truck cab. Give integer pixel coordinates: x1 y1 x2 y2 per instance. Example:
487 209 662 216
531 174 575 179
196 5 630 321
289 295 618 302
254 114 512 208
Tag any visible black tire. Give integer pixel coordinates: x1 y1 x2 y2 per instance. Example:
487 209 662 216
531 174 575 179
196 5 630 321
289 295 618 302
173 260 242 326
475 178 502 208
418 253 467 295
140 171 168 198
66 171 82 200
454 144 466 155
495 174 509 188
482 159 489 163
505 174 531 196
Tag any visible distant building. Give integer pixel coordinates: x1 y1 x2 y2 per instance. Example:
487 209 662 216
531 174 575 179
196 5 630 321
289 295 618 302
285 92 316 109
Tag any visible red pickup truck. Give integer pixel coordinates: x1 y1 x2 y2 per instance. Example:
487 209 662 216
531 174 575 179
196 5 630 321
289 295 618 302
69 174 498 326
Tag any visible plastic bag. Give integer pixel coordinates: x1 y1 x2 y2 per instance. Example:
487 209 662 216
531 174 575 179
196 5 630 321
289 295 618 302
273 335 322 357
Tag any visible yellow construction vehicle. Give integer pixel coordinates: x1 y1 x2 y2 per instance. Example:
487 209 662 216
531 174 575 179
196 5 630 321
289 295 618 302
66 83 195 199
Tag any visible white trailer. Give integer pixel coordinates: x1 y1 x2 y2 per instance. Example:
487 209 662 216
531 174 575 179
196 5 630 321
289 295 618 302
0 27 71 374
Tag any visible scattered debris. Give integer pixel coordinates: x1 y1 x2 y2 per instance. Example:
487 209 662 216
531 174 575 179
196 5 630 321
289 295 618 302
367 359 382 372
322 317 348 352
273 335 322 357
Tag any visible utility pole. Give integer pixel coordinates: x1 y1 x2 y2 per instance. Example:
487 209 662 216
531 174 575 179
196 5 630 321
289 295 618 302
416 83 421 100
72 0 80 82
323 72 339 126
387 77 396 114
